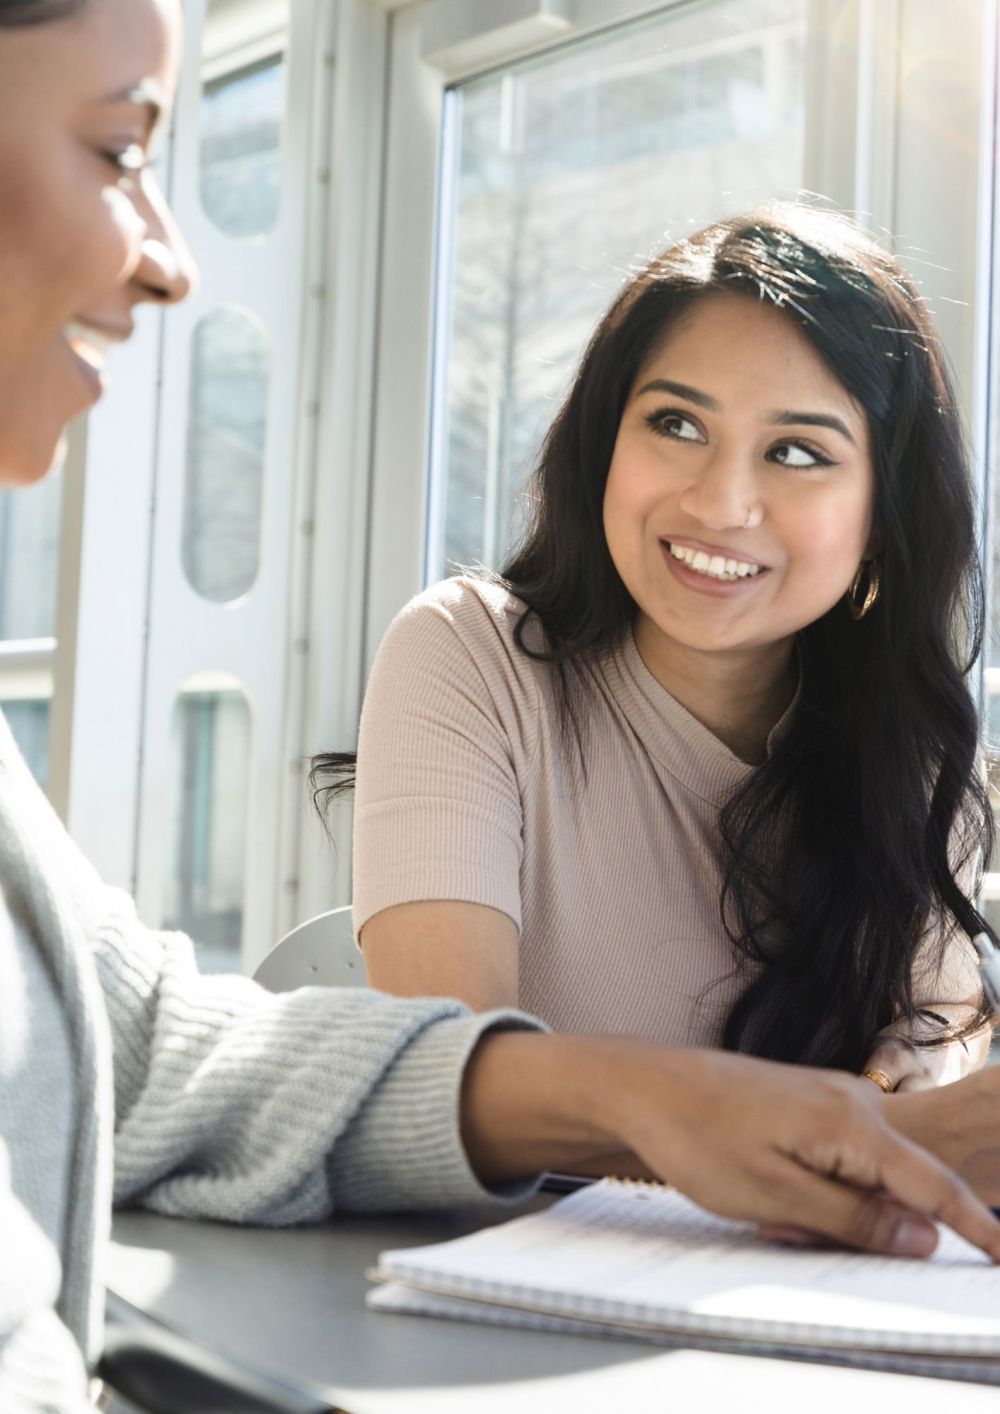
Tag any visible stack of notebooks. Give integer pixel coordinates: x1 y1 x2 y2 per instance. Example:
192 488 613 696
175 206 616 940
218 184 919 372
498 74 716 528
368 1179 1000 1383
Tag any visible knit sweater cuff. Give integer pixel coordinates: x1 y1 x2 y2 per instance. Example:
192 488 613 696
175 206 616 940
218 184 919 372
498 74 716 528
328 1010 547 1211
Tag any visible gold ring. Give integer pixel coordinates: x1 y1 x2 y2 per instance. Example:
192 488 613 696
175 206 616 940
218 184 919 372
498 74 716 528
862 1067 896 1094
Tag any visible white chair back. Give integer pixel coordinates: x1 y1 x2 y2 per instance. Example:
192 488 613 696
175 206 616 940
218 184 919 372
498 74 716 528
253 905 366 992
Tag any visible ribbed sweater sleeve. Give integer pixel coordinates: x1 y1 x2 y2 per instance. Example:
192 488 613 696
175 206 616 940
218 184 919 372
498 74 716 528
101 909 545 1220
1 719 547 1227
96 893 546 1222
328 1009 543 1210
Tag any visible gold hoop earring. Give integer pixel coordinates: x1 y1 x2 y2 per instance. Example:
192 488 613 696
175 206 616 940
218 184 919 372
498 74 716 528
847 560 880 620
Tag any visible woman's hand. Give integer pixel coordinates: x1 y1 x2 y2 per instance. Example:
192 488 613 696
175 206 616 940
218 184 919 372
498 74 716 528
460 1032 1000 1261
613 1045 1000 1257
885 1066 1000 1205
861 1007 991 1094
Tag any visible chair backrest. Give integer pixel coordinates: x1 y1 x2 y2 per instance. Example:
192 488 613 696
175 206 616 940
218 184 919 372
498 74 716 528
253 906 366 992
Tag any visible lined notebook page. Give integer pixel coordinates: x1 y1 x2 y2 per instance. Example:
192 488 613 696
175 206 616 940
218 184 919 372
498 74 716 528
373 1181 1000 1353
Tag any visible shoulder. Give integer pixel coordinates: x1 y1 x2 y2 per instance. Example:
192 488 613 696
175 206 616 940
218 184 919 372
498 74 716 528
364 577 550 752
389 575 526 646
375 575 542 678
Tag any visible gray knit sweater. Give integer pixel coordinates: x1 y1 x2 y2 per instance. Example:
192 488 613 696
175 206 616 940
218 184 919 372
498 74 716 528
0 715 542 1412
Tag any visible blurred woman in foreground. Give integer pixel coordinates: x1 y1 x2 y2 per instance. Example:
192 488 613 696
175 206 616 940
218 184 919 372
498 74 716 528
1 2 999 1409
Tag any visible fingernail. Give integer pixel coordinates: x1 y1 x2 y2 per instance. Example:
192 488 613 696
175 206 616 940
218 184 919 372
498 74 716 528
892 1217 938 1258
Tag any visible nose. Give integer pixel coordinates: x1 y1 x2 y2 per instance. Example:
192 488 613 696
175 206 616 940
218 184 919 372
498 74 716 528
130 170 199 306
678 441 762 531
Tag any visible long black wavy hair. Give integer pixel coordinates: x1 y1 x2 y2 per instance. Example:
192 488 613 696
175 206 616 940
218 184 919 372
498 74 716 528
313 204 995 1069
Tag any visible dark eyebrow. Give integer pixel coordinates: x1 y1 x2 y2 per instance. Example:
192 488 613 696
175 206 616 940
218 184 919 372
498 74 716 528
99 80 167 138
635 378 857 446
634 379 720 411
767 410 856 445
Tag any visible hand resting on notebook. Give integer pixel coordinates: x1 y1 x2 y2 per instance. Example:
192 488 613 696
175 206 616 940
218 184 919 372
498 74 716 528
459 1031 1000 1263
887 1066 1000 1206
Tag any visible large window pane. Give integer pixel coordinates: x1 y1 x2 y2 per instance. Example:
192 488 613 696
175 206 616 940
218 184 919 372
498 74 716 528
430 0 806 576
164 677 251 972
183 307 268 603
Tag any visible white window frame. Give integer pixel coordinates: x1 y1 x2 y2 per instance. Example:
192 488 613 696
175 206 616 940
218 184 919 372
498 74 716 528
131 0 342 970
47 0 376 970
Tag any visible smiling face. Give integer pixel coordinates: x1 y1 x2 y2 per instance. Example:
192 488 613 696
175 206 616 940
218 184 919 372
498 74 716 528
603 291 875 678
0 0 194 483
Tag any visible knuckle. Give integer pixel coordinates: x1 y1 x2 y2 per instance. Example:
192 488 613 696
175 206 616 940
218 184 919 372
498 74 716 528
823 1084 869 1132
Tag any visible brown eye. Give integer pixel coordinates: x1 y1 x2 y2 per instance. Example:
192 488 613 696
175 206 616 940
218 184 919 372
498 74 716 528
644 409 703 442
769 441 834 469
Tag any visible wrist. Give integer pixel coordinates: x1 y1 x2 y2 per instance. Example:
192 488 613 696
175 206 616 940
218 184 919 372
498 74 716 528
602 1042 712 1163
459 1032 638 1182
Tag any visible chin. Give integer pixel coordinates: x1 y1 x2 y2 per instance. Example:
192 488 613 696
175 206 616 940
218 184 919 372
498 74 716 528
0 427 68 488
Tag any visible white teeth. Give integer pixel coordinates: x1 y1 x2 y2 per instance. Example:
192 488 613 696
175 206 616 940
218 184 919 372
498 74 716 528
668 542 761 581
64 321 112 371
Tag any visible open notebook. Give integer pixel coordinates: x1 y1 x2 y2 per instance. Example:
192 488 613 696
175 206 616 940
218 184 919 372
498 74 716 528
368 1180 1000 1384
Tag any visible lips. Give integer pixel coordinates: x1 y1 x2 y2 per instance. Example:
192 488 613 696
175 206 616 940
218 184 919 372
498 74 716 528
665 540 763 583
664 535 767 566
660 538 769 597
63 319 123 373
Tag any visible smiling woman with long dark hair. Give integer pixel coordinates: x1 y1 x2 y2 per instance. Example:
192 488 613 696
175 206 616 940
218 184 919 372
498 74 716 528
336 203 994 1088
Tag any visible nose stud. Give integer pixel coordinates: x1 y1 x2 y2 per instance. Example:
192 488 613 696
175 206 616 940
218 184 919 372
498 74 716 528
742 506 762 530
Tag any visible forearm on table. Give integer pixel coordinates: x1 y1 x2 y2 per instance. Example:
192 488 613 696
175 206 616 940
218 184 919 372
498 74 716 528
460 1032 656 1183
465 1035 1000 1260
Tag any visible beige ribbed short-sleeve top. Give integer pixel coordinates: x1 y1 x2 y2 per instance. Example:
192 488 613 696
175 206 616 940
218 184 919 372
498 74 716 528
353 576 774 1046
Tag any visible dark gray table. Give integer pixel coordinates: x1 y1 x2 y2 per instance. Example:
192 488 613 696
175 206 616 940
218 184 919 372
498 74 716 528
108 1203 1000 1413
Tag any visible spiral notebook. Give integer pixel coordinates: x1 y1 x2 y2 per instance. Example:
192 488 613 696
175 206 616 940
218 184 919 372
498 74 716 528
368 1179 1000 1384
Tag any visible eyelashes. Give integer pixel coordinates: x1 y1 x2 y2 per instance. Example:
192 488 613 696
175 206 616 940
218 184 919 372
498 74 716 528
644 409 701 442
769 441 835 469
642 407 836 469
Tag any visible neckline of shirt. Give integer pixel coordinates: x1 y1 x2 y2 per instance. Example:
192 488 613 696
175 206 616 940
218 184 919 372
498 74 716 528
603 628 797 805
